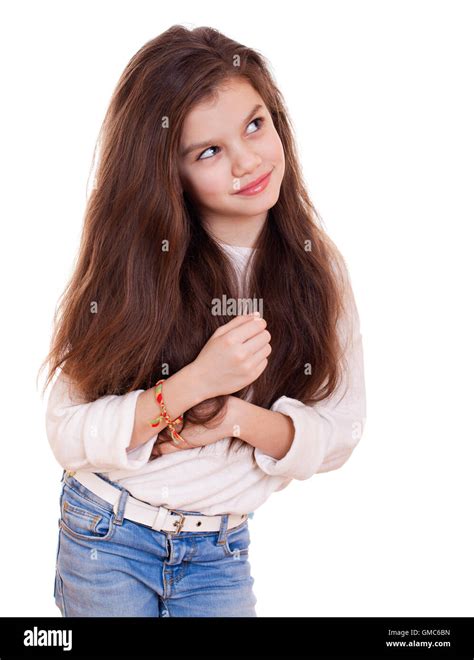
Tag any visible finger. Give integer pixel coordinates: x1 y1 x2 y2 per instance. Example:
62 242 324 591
226 314 268 346
158 427 179 443
242 327 272 353
162 422 198 448
158 440 186 454
171 434 198 449
213 312 262 338
158 424 197 450
246 340 272 366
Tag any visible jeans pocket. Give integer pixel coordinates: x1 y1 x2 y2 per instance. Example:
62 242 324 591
223 521 250 559
60 483 116 542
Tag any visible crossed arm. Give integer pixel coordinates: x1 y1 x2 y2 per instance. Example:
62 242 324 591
154 393 295 460
46 273 365 478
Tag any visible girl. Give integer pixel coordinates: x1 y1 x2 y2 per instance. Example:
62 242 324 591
40 24 366 617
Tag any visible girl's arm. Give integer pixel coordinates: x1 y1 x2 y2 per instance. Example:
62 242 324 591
231 274 366 480
228 398 295 460
45 363 208 473
128 363 208 450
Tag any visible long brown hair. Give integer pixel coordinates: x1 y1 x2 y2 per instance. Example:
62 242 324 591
38 25 355 438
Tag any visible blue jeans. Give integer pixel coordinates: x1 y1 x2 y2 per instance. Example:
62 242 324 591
54 472 257 617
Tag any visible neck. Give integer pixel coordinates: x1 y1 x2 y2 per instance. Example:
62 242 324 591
203 212 267 249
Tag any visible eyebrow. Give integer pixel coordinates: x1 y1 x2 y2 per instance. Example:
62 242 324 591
180 103 264 158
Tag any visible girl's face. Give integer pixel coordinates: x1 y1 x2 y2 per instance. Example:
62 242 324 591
178 78 285 237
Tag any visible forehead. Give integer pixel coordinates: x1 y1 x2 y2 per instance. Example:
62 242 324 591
181 79 264 135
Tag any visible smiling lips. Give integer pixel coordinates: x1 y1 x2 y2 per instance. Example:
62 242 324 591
234 170 272 195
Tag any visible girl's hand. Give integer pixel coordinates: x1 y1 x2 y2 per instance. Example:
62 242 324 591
150 397 238 458
191 313 271 399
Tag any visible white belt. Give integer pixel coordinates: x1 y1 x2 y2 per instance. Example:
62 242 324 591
63 470 248 535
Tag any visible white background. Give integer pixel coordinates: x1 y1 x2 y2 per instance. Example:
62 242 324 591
1 0 473 617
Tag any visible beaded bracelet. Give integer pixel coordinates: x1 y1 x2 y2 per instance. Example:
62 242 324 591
149 378 186 446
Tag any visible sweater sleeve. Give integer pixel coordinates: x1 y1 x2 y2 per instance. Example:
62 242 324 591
254 267 366 480
45 372 156 473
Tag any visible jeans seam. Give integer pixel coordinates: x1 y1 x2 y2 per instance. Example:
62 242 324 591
62 501 102 531
55 567 67 616
222 522 250 557
59 515 116 543
64 482 113 515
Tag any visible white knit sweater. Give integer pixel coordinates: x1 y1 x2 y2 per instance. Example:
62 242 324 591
45 242 366 515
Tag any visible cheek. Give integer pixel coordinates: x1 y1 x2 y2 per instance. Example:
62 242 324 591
192 167 229 198
268 131 285 166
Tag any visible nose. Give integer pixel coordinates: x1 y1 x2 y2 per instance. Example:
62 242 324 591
231 148 262 181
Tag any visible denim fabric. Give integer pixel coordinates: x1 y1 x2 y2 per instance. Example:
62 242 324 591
54 471 257 617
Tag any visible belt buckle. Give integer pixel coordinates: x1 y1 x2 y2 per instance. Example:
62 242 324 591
169 511 186 534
